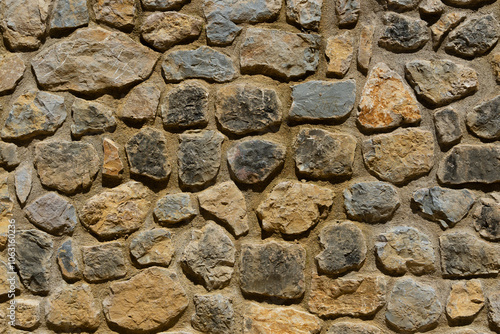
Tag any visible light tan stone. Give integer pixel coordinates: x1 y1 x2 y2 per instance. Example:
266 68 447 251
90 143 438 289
118 82 161 122
446 279 484 321
0 54 25 93
492 52 500 84
102 138 124 180
327 322 384 334
431 12 466 49
357 24 374 74
326 32 354 78
14 299 40 330
93 0 136 30
0 172 13 250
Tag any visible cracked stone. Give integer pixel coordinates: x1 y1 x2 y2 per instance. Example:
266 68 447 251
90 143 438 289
467 95 500 140
336 0 360 27
130 228 175 267
13 299 40 331
326 32 354 78
431 12 466 49
118 82 161 123
434 107 462 147
379 13 429 52
82 242 126 282
154 193 198 225
102 138 124 180
0 54 25 94
56 239 81 281
357 24 375 73
70 98 116 138
49 0 89 33
192 294 235 334
93 0 136 30
446 279 484 322
15 162 32 205
473 196 500 241
286 0 323 30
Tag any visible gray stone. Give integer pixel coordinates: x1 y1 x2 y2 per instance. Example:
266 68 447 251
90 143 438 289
383 0 421 11
130 228 175 267
240 241 306 300
379 13 429 52
205 12 242 45
71 98 116 138
473 197 500 241
162 46 237 83
56 239 81 281
467 95 500 140
336 0 360 27
49 0 89 33
344 181 400 223
288 80 356 122
413 186 475 228
0 54 26 94
93 0 135 30
203 0 282 24
316 221 367 275
0 142 19 168
117 82 161 123
434 107 462 147
287 0 323 30
141 0 188 10
192 294 234 334
240 28 320 80
327 322 384 334
431 12 466 49
386 278 442 332
443 0 495 6
82 242 127 282
181 222 235 290
15 163 32 204
419 0 445 15
154 193 198 225
489 292 500 331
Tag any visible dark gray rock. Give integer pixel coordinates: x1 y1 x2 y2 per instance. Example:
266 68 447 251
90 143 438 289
129 228 175 267
379 13 429 52
467 95 500 140
56 239 81 281
192 294 234 334
0 141 19 168
82 242 127 282
383 0 421 11
49 0 89 33
205 12 242 46
473 197 500 241
71 98 116 138
154 193 198 225
434 107 462 147
336 0 360 27
287 0 323 30
15 162 32 204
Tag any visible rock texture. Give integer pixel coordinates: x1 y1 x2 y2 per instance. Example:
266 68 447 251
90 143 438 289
466 95 500 140
379 13 429 52
326 32 354 77
446 279 484 322
118 82 161 123
0 54 25 94
192 294 235 334
473 196 500 241
434 107 462 147
130 228 175 267
287 0 322 30
154 193 198 225
49 0 89 33
70 98 116 138
82 242 126 282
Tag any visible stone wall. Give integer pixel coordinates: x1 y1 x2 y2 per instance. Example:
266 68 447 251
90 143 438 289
0 0 499 332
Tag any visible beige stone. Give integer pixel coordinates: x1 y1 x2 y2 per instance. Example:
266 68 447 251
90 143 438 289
0 172 13 250
326 32 354 78
0 54 25 93
118 82 161 122
492 52 500 84
93 0 136 30
446 279 484 321
327 322 384 334
357 24 374 74
14 299 40 330
102 138 124 179
431 13 466 49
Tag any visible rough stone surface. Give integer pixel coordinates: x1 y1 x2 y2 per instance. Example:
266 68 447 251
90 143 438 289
419 0 444 15
13 299 40 330
192 294 234 334
0 142 19 169
492 52 500 83
204 11 242 46
118 82 161 123
0 54 25 94
357 24 374 73
70 98 116 138
56 239 81 281
446 279 484 322
489 292 500 330
473 196 500 241
286 0 322 30
434 107 462 147
49 0 88 33
93 0 136 30
154 193 198 225
327 322 384 334
326 32 354 78
141 0 188 10
102 137 124 180
383 0 421 11
130 228 175 267
379 13 429 52
203 0 282 25
15 162 32 204
82 242 127 282
162 81 209 129
431 12 466 49
0 173 12 251
467 95 500 140
336 0 360 27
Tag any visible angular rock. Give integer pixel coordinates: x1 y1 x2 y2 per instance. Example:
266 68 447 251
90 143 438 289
445 14 499 58
358 63 420 131
0 142 19 168
118 82 161 123
442 0 495 6
240 28 320 80
357 24 375 73
227 139 285 184
419 0 445 16
102 138 124 180
489 292 500 330
154 193 198 225
49 0 89 33
162 46 237 83
434 107 462 147
327 322 384 334
344 181 400 223
240 241 306 300
82 242 126 282
492 52 500 84
198 182 249 236
31 27 158 94
256 181 334 235
203 0 282 24
1 91 66 141
192 294 234 334
182 222 235 290
288 79 356 122
204 11 242 45
383 0 421 10
413 186 475 228
473 197 500 241
316 221 367 275
467 95 500 140
326 32 354 78
13 299 41 330
71 98 116 137
446 279 484 322
286 0 323 30
56 239 81 281
379 13 429 52
126 127 171 181
141 12 203 52
376 226 436 275
336 0 360 27
130 228 174 267
0 54 25 94
386 278 442 332
93 0 136 30
79 181 150 239
431 12 466 49
141 0 188 10
15 163 32 204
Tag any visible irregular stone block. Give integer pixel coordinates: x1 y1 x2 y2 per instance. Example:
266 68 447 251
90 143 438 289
419 0 445 16
287 0 322 30
118 82 161 123
446 279 484 322
130 228 175 267
82 242 127 282
204 11 242 45
15 162 32 204
13 299 40 330
442 0 495 6
379 13 429 52
56 239 81 281
0 142 19 169
434 107 462 147
0 259 18 299
326 32 354 78
383 0 421 11
467 95 500 140
336 0 360 27
489 292 500 330
473 197 500 241
102 138 124 180
492 52 500 84
192 294 235 334
431 12 466 49
357 24 375 73
0 173 13 251
70 98 116 138
204 0 282 24
154 193 198 225
0 54 25 94
141 0 188 10
327 322 384 334
93 0 136 30
49 0 89 33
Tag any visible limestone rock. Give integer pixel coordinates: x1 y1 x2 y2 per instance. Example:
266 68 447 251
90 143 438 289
82 242 126 282
326 32 354 78
192 294 234 334
203 0 282 24
287 0 322 30
431 12 466 49
118 82 161 123
379 13 429 52
204 11 242 46
358 24 375 73
70 98 116 138
56 239 81 281
93 0 136 30
434 107 462 147
336 0 360 27
13 299 40 330
0 173 12 251
327 322 384 334
473 197 500 241
488 292 500 330
49 0 89 33
0 142 19 169
467 95 500 140
442 0 495 6
0 54 25 94
102 138 124 180
383 0 421 11
141 0 188 10
446 279 484 321
130 228 175 267
419 0 445 15
154 193 198 225
256 181 334 235
15 163 32 204
492 52 500 83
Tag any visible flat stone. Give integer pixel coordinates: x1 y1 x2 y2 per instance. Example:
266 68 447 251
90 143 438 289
413 187 475 228
70 98 116 138
15 230 53 294
419 0 445 16
204 11 242 45
13 299 40 330
31 27 158 94
327 322 384 334
240 28 320 80
102 138 124 180
362 128 434 184
1 91 66 141
0 142 19 168
492 53 500 83
489 292 500 330
49 0 89 33
358 63 420 131
287 0 322 30
56 239 81 281
256 181 334 235
445 14 499 58
178 130 224 189
82 242 126 282
379 13 429 52
203 0 282 24
141 12 203 52
375 226 436 275
467 95 500 140
431 12 466 49
46 284 100 331
316 221 366 275
126 127 171 181
357 24 375 73
154 193 198 225
0 54 25 94
161 81 209 129
227 139 285 184
79 181 150 239
141 0 188 10
198 181 249 236
383 0 421 10
473 197 500 241
34 140 100 194
289 79 356 122
437 144 500 185
118 82 161 123
15 163 32 204
336 0 360 27
0 173 12 251
182 222 235 290
442 0 495 6
130 228 175 267
326 32 354 78
440 232 500 277
192 294 234 334
309 275 386 317
344 181 400 223
240 241 306 300
93 0 136 30
434 107 462 147
386 278 442 332
243 302 321 334
446 279 484 321
162 46 237 83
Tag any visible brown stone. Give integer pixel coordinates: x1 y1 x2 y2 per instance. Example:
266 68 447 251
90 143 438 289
93 0 136 30
0 54 25 93
446 279 484 322
431 12 466 49
357 24 375 74
327 322 384 334
326 31 354 78
0 172 13 251
102 138 124 180
14 299 40 330
118 82 161 122
82 242 127 282
130 228 175 267
492 53 500 84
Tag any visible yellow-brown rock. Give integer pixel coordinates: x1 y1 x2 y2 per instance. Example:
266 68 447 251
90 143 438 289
0 172 13 250
102 138 124 180
93 0 136 30
0 54 25 93
446 279 484 321
14 299 40 330
492 52 500 84
357 24 374 74
431 12 466 49
326 31 354 78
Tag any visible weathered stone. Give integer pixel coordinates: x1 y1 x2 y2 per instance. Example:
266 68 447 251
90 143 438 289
118 82 161 122
488 292 500 330
326 32 354 78
0 173 12 251
71 98 116 138
358 63 420 131
316 221 366 275
431 12 466 49
357 24 374 73
141 0 188 10
227 139 285 184
240 241 306 300
473 197 500 241
126 127 171 181
419 0 445 16
386 278 442 332
434 107 462 147
0 54 25 94
0 259 17 299
46 284 100 331
204 11 242 45
445 14 499 58
379 13 429 52
203 0 282 24
437 144 500 185
344 181 400 223
49 0 89 33
154 193 198 225
15 163 32 204
240 28 320 80
13 299 40 330
198 181 248 236
178 130 224 189
294 129 356 179
82 242 126 282
257 181 334 235
327 322 384 334
440 232 500 277
192 294 234 334
442 0 495 6
376 226 436 275
80 181 150 239
15 230 53 294
446 279 484 322
289 80 356 122
413 187 475 228
309 275 386 317
162 46 237 83
287 0 322 30
336 0 360 27
243 302 322 334
161 81 209 129
467 95 500 140
56 239 81 281
492 52 500 83
130 228 174 267
362 128 434 184
182 222 235 290
1 91 66 141
102 138 124 180
0 142 19 169
31 27 158 94
93 0 136 30
141 12 203 52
